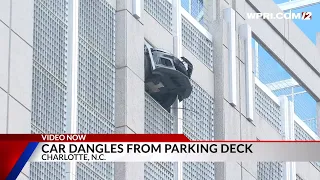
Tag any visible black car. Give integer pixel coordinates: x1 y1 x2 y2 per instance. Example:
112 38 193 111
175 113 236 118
144 44 193 112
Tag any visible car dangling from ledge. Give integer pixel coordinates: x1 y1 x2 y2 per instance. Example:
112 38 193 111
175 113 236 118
144 44 193 112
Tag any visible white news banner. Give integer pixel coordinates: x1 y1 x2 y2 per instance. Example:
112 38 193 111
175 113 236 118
29 142 320 162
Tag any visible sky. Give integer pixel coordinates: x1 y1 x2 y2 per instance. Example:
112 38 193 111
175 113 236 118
291 3 320 44
257 0 320 132
272 0 320 43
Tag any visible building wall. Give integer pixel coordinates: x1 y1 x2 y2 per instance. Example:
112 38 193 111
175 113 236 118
0 0 34 133
143 1 216 179
76 0 116 179
0 0 319 179
30 0 69 179
0 0 34 179
142 0 320 180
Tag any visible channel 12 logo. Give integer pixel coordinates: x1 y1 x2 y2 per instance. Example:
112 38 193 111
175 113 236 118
301 12 312 20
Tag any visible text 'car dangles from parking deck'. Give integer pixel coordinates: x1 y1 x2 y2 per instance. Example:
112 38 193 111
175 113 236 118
144 44 193 112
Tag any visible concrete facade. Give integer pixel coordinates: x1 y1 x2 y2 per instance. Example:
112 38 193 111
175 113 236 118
0 0 320 180
0 0 34 134
0 0 34 179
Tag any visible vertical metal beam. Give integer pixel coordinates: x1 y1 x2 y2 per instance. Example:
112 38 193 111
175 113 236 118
280 96 296 180
317 32 320 52
173 0 182 59
133 0 141 19
317 102 320 136
240 24 254 121
172 0 183 179
254 41 259 78
224 8 237 107
280 96 289 180
66 0 79 179
288 100 296 180
317 33 320 136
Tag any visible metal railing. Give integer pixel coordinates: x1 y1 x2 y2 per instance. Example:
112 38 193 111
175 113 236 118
253 40 318 134
253 38 320 174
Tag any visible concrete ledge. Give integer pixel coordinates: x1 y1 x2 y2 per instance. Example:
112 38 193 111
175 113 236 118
115 67 145 134
115 162 144 180
215 162 242 180
107 0 116 9
116 0 142 24
287 19 320 74
182 46 214 98
115 10 145 80
115 125 135 134
246 0 286 35
143 10 173 53
296 162 320 179
241 167 257 180
240 115 258 178
255 112 283 140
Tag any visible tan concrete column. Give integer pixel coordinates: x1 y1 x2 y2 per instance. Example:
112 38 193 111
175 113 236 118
114 0 145 179
208 2 243 179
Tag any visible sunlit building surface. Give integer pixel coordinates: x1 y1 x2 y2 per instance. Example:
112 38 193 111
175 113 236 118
0 0 320 179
